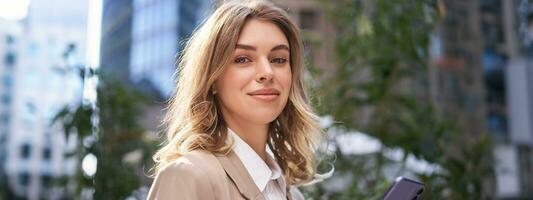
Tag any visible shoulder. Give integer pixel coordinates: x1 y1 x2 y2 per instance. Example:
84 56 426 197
158 150 219 181
148 150 225 200
179 149 219 166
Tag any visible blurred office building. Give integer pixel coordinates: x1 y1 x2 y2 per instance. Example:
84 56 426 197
100 0 212 99
500 0 533 197
272 0 336 71
430 0 533 198
0 18 21 198
0 0 89 199
100 0 212 132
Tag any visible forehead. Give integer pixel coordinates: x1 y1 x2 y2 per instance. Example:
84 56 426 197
236 19 289 49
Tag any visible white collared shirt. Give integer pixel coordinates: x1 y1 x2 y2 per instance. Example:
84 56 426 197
227 128 288 200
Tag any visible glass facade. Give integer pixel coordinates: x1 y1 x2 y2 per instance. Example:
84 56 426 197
128 0 211 98
480 0 508 141
100 0 133 83
486 0 533 198
130 0 179 97
101 0 211 98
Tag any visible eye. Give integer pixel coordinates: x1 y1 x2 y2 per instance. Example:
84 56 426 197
271 57 288 64
234 56 251 63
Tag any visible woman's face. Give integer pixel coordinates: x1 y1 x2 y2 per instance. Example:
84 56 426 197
215 19 292 125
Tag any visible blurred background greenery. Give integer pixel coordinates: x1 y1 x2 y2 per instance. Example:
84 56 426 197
1 0 532 199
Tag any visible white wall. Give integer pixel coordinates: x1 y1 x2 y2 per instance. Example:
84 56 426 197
506 58 533 145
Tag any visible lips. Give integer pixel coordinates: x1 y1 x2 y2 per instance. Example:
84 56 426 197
247 88 280 95
247 88 280 102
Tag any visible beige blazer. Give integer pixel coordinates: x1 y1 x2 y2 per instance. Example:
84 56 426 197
147 150 302 200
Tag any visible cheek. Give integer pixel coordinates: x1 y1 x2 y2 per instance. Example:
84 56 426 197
216 69 251 97
280 67 292 92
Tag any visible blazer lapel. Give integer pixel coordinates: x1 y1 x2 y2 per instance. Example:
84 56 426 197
216 151 266 200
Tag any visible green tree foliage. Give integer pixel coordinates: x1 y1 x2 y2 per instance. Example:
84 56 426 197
93 74 157 199
306 0 494 199
53 72 157 199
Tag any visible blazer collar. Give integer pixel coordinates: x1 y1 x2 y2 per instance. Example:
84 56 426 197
216 151 266 200
216 150 296 200
227 128 284 192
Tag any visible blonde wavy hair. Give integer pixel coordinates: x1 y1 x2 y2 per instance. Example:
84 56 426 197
152 0 325 186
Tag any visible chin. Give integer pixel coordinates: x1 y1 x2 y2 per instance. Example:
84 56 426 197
248 112 281 124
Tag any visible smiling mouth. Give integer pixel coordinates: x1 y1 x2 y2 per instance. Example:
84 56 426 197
248 94 279 101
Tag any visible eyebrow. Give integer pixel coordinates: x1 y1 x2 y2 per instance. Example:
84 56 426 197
235 44 290 52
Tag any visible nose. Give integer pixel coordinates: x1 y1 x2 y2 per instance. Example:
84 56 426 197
255 58 273 83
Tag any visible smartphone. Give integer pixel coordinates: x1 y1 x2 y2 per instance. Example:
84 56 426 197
381 177 424 200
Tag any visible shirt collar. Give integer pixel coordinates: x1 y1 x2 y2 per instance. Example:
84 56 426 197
227 128 283 192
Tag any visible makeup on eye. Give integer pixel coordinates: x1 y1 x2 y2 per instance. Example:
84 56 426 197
270 57 288 64
232 54 289 64
234 55 251 63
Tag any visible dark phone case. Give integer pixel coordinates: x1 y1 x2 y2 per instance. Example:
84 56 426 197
381 177 425 200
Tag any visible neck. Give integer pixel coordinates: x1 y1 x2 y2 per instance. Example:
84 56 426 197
222 111 269 161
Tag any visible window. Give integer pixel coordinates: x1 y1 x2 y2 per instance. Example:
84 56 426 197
6 35 15 45
19 172 30 187
41 174 52 187
1 94 11 105
43 147 51 160
4 52 16 66
0 113 9 124
299 10 317 30
0 150 5 164
21 143 31 159
2 75 12 87
487 112 507 139
0 132 6 145
26 102 37 115
518 146 533 193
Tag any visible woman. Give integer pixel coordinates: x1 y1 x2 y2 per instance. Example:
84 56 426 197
148 0 326 199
